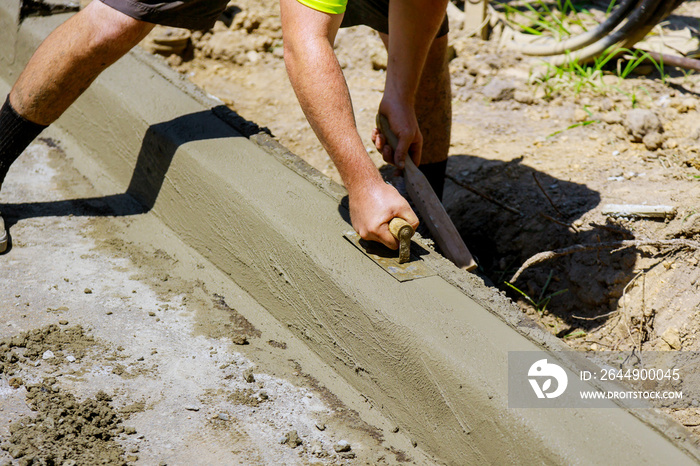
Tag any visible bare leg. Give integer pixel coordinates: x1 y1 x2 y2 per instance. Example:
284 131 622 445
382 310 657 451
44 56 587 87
379 32 451 165
379 32 451 198
10 0 155 125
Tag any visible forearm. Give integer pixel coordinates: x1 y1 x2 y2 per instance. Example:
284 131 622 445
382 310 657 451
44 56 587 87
284 29 383 193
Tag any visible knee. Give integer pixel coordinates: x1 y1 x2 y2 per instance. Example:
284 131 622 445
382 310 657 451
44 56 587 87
83 1 153 50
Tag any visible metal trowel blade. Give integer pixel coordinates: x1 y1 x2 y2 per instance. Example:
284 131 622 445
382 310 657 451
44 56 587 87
343 230 435 282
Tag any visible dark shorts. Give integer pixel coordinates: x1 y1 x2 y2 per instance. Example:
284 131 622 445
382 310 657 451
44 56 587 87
98 0 228 30
98 0 449 35
341 0 449 38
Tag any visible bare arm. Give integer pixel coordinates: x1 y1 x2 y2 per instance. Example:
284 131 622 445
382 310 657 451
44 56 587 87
280 0 418 249
373 0 449 168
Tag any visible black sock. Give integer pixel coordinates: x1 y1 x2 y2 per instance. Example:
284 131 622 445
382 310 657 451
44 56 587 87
418 159 447 201
0 95 47 186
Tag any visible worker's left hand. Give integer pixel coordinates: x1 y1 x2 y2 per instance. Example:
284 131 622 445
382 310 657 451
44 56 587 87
371 97 422 169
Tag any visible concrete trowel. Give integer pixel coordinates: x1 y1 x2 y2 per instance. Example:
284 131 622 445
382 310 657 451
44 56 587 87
343 218 435 282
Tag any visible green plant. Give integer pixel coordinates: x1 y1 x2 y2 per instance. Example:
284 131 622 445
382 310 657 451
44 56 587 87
504 270 568 314
497 0 599 39
563 329 587 339
547 119 599 139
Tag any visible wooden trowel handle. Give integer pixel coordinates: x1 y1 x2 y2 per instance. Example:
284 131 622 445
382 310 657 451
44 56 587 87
376 113 477 271
389 218 414 264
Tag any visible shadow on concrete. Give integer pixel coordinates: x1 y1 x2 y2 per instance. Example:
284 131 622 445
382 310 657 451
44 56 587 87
1 106 270 251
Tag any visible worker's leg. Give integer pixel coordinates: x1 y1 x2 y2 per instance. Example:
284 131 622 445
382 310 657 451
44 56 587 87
379 32 451 200
0 0 154 186
0 0 153 252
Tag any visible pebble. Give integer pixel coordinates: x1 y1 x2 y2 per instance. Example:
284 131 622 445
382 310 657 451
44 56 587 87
217 413 230 421
244 369 255 383
58 320 68 325
333 440 351 453
284 430 302 448
66 355 76 363
84 288 93 294
480 78 517 101
184 405 200 411
625 109 663 142
42 350 55 360
232 335 248 345
315 422 326 431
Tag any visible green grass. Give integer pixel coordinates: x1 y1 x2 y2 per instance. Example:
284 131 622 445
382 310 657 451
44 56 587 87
496 0 600 39
504 270 568 314
533 47 668 102
499 1 669 100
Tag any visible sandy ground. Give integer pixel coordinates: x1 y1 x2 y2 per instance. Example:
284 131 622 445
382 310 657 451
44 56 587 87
0 135 429 464
137 0 700 436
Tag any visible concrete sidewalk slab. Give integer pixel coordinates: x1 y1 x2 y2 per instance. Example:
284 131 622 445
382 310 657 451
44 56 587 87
1 3 699 464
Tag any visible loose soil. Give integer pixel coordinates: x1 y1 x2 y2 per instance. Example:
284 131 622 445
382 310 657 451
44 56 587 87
138 0 700 435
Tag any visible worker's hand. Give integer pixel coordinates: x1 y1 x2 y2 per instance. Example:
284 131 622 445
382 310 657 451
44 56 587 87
371 98 422 170
348 180 419 250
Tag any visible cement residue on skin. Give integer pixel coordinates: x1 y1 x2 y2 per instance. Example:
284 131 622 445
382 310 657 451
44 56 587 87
1 382 129 465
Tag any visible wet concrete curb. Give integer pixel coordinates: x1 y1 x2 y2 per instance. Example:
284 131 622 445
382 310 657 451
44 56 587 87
1 4 699 464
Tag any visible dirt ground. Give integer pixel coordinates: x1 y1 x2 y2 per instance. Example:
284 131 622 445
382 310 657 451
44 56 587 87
136 0 700 436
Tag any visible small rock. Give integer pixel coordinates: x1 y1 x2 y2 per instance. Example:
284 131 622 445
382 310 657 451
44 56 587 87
309 440 325 456
601 112 623 125
232 335 248 345
480 78 517 101
673 98 697 113
333 440 351 453
42 350 55 360
124 426 137 435
391 426 400 433
340 452 356 459
573 108 589 122
643 132 664 151
513 90 534 105
58 320 68 325
8 377 22 389
84 288 93 294
244 368 255 383
66 355 76 363
148 311 156 317
284 430 302 448
315 422 326 431
661 327 681 350
370 48 387 71
217 413 230 421
625 109 663 142
184 405 200 412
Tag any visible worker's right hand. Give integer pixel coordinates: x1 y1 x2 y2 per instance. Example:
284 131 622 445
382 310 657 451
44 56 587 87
348 179 419 250
371 97 423 170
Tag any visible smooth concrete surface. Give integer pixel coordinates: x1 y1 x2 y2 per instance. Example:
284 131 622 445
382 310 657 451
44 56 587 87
2 3 699 464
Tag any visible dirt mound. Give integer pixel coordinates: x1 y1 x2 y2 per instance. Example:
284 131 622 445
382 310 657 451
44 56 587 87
0 325 95 376
2 382 129 465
